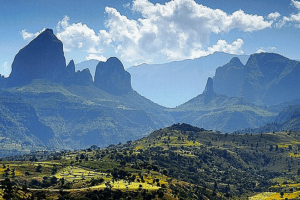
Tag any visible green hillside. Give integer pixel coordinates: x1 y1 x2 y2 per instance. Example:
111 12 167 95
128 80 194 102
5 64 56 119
2 123 300 199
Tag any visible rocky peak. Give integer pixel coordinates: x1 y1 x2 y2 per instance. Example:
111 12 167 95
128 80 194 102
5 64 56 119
75 68 93 86
202 77 216 103
94 57 132 95
228 57 244 66
8 28 67 86
213 57 244 97
67 60 76 74
203 77 214 94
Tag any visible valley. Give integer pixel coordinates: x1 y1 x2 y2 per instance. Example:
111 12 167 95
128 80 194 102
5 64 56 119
0 28 300 199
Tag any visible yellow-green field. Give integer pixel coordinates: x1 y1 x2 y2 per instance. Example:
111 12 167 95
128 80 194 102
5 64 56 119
55 166 106 182
250 191 300 200
91 180 160 190
249 192 276 200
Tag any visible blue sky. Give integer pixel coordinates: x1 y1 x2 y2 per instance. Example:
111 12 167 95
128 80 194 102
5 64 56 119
1 0 300 77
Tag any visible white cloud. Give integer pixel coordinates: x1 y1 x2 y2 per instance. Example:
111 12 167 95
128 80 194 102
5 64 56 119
256 46 277 53
275 0 300 28
292 0 300 10
56 16 101 52
20 0 274 66
21 28 46 40
99 0 271 63
86 54 107 61
268 12 281 20
208 38 244 55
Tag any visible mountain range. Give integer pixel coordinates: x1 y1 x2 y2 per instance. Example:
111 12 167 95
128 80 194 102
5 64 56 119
127 52 249 108
0 28 300 157
0 29 174 156
213 53 300 105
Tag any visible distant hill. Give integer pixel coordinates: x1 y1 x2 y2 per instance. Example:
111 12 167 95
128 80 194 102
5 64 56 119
4 123 299 199
239 104 300 134
213 53 300 105
127 52 249 107
171 78 277 132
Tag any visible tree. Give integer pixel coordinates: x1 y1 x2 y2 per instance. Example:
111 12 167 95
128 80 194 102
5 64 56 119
51 176 58 184
52 164 58 175
1 178 14 200
36 164 42 173
214 181 218 190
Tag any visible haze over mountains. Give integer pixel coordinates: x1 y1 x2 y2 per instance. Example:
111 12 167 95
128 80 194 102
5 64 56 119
0 28 300 157
127 53 249 108
0 29 174 156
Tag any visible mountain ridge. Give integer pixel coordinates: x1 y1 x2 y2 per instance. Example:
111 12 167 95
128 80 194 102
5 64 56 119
214 52 300 106
127 52 249 107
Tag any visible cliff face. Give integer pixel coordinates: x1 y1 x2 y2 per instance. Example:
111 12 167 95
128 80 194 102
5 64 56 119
213 57 244 97
0 29 174 154
94 57 132 95
213 53 300 105
9 29 67 86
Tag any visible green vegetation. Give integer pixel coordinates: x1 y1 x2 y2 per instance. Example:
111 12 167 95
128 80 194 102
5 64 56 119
1 123 300 199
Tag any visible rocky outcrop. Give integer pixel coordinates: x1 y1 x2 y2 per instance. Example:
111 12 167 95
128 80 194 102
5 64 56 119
213 57 244 97
203 77 216 103
213 53 300 105
75 69 93 86
8 29 67 86
94 57 132 95
66 60 76 74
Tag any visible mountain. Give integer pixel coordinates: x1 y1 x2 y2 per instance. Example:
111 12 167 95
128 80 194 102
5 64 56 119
213 53 300 106
75 59 99 79
0 91 56 157
170 78 277 132
127 52 249 107
0 29 174 156
94 57 132 95
213 57 245 97
8 29 67 86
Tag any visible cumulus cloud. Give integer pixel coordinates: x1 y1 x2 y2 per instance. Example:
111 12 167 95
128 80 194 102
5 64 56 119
86 54 107 61
56 16 101 52
21 28 46 40
275 0 300 28
99 0 271 63
256 46 277 53
268 12 281 20
20 0 274 66
292 0 300 10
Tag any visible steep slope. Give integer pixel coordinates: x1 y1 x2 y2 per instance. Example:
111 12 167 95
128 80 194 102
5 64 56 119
213 57 245 97
171 78 276 132
8 29 67 86
76 59 99 79
94 57 132 95
0 29 174 153
213 53 300 105
127 52 249 107
0 91 56 156
239 104 300 133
